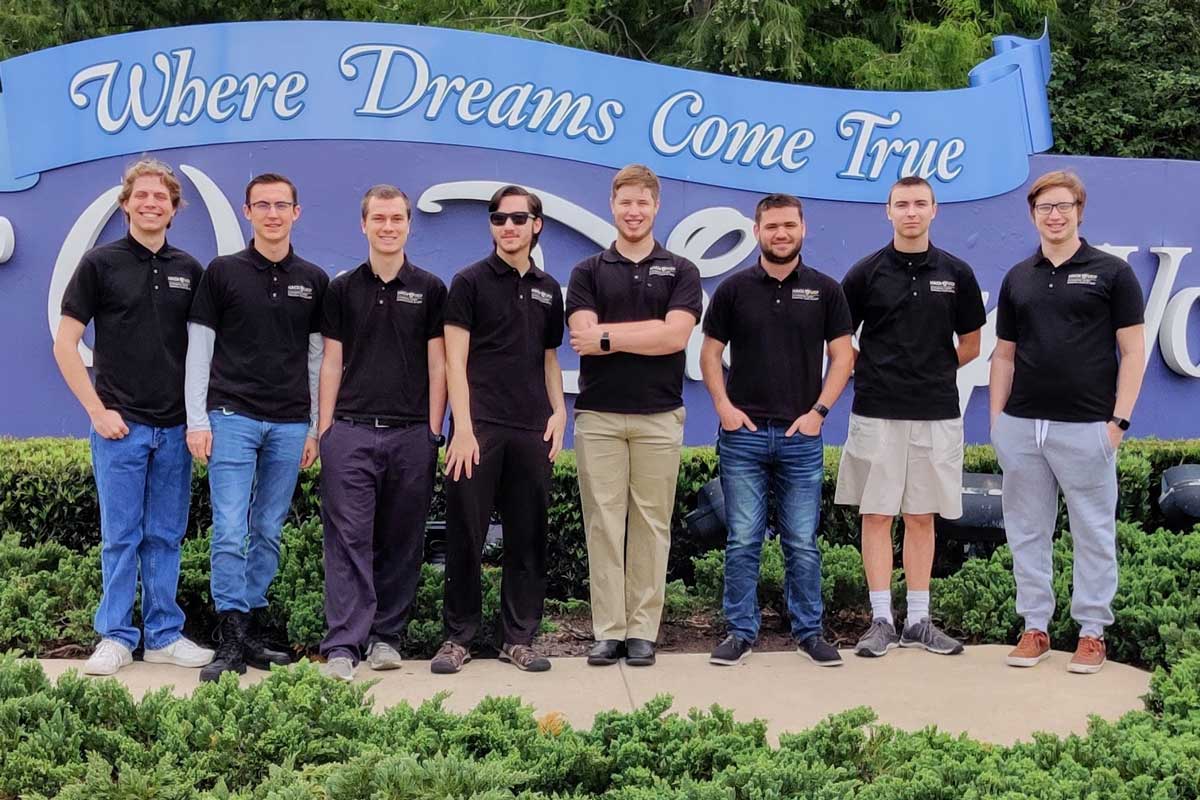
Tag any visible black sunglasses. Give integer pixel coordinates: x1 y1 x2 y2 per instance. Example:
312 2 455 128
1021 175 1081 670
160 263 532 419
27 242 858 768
489 212 534 226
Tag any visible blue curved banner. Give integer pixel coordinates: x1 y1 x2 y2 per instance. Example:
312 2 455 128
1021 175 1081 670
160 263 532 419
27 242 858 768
0 21 1051 200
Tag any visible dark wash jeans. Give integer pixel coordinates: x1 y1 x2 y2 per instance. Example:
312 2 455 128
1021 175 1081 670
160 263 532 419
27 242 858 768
717 423 824 643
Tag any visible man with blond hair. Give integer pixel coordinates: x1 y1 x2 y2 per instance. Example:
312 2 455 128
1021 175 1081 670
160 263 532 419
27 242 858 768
566 164 702 668
990 170 1146 674
316 185 447 682
54 158 214 676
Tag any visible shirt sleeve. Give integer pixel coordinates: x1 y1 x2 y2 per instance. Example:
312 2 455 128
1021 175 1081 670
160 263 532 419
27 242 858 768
188 261 223 329
309 269 331 334
701 279 733 343
320 278 344 342
1110 264 1146 329
564 260 596 321
667 261 703 320
995 272 1017 342
545 281 565 349
184 322 215 431
443 273 474 331
426 278 448 340
954 267 988 335
60 255 100 325
840 262 867 330
824 282 855 341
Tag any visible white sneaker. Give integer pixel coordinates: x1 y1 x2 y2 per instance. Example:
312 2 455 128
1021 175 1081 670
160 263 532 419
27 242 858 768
321 656 356 682
144 636 215 668
84 639 133 676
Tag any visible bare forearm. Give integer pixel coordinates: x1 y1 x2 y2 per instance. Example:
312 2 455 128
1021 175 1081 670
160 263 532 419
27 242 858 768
53 340 104 417
1113 351 1146 420
816 352 853 409
317 360 340 432
988 359 1014 420
700 345 731 409
544 351 565 414
610 323 692 356
429 363 448 433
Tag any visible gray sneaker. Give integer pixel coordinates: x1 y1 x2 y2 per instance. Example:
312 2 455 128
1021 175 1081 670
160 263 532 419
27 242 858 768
901 619 964 655
854 618 900 658
366 641 403 670
321 656 355 682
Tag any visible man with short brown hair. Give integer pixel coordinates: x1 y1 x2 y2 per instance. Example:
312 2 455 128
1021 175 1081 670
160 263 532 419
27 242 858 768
836 175 986 659
990 170 1146 674
566 164 702 668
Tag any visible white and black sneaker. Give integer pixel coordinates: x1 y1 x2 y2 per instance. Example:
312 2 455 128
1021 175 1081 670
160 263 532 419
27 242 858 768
798 635 844 667
709 634 752 666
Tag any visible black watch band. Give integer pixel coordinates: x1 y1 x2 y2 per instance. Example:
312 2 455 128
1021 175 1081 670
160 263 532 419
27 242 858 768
1110 416 1130 431
812 403 830 418
600 332 611 352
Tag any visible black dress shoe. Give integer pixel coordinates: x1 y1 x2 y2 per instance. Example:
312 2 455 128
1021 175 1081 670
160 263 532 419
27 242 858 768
625 638 656 666
587 639 624 666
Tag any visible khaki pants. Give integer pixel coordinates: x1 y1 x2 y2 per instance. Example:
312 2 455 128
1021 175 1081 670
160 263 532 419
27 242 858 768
575 407 685 641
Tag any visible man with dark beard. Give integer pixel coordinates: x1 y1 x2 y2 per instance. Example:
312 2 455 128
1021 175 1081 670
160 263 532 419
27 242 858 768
700 193 855 667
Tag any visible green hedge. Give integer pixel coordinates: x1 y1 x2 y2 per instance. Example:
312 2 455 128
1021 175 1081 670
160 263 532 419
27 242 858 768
3 437 1198 601
1 646 1200 799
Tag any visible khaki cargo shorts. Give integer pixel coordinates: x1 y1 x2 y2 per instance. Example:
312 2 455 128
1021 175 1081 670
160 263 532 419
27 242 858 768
834 414 964 519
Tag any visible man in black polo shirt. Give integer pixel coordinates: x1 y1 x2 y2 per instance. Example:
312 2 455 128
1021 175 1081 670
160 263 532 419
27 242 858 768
990 170 1145 675
53 158 213 676
317 184 448 682
184 173 328 681
701 193 854 667
835 176 986 659
566 164 702 668
429 185 566 675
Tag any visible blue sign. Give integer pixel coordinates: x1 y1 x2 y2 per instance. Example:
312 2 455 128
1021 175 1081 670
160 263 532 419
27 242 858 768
0 21 1052 201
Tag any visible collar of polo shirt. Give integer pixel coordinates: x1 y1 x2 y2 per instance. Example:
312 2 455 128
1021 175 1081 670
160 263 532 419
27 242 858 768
485 251 546 279
886 241 939 270
753 259 806 282
599 241 672 265
246 241 295 271
362 258 413 286
1034 237 1095 269
122 232 175 262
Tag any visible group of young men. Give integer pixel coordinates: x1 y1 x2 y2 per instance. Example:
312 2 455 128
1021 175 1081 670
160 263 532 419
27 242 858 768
53 158 1144 682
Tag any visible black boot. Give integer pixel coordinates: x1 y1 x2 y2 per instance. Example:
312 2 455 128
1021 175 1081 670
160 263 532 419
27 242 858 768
199 611 248 682
245 607 292 670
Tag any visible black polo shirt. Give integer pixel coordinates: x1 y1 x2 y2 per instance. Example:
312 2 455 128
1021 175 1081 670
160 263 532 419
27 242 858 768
189 243 329 423
841 243 986 420
320 260 447 423
997 239 1144 422
703 261 853 423
60 233 203 428
444 252 565 431
564 242 702 414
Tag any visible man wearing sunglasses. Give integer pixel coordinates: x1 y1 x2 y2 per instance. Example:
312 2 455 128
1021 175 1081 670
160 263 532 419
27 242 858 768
185 173 328 681
431 185 566 674
990 170 1146 675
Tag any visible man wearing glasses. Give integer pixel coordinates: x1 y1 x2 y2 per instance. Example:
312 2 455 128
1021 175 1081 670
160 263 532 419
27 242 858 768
990 170 1146 674
431 185 566 674
185 173 328 681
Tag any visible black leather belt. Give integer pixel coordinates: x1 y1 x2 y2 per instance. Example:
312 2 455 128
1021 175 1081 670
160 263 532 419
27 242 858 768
335 415 416 429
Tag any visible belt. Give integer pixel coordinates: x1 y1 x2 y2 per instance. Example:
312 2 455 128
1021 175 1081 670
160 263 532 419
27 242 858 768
335 415 418 429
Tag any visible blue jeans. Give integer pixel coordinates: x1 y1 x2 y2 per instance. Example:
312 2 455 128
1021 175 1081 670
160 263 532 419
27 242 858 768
208 410 309 613
90 423 191 650
718 423 824 643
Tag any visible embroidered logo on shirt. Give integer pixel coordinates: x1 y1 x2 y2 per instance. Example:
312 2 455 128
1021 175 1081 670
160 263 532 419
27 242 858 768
166 276 192 291
648 265 676 277
530 288 555 306
287 284 313 300
396 290 424 304
929 280 957 294
791 288 820 301
1067 273 1099 286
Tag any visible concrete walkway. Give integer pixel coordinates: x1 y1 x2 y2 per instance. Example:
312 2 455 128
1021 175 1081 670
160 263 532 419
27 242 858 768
37 645 1150 746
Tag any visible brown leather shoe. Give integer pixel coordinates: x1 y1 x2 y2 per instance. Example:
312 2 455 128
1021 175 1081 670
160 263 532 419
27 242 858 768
430 640 471 674
1068 636 1106 674
1006 629 1051 667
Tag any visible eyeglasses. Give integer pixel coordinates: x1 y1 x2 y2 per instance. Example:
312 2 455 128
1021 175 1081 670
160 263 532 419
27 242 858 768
1033 201 1078 216
249 201 296 213
489 212 534 226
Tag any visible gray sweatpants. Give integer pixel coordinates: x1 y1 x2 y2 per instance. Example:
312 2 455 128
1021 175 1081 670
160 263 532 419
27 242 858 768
991 412 1118 638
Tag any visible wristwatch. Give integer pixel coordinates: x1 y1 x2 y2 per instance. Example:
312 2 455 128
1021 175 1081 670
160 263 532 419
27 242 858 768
812 403 830 418
600 332 611 352
1110 416 1131 431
